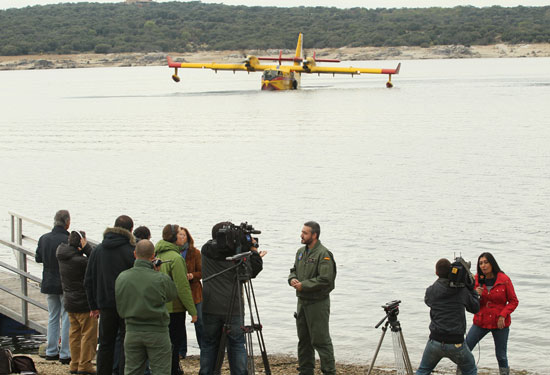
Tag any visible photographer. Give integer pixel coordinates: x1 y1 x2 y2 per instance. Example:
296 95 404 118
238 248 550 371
416 258 480 375
199 221 266 375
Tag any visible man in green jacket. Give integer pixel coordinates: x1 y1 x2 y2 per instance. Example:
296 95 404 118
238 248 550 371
115 240 178 375
288 221 337 375
155 224 198 375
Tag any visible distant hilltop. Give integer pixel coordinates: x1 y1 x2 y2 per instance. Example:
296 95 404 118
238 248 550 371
1 44 549 71
0 2 549 57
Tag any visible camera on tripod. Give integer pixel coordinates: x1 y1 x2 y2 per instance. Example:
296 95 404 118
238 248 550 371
448 256 475 289
215 222 261 254
383 300 401 316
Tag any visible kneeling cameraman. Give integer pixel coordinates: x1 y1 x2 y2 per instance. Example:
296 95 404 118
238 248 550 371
417 258 480 375
199 222 267 375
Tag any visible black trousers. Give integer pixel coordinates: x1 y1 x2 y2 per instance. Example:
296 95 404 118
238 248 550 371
169 312 186 375
97 308 125 375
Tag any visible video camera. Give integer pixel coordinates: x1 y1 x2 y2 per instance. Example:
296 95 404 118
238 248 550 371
215 222 261 255
449 256 475 289
383 300 401 317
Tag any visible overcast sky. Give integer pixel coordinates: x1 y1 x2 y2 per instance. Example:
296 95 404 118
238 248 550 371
2 0 549 10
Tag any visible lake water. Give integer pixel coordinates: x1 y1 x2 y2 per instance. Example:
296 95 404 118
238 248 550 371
0 57 549 374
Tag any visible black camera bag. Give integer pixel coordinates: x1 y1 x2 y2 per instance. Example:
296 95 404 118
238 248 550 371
12 355 37 374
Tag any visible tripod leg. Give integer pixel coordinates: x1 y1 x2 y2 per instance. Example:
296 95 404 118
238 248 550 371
248 280 271 374
367 322 389 375
215 275 240 374
398 330 414 375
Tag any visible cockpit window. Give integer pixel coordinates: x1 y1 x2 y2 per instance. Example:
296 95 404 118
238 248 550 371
262 70 278 80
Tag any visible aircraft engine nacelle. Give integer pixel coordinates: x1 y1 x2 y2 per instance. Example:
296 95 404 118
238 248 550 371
302 57 316 72
244 56 260 71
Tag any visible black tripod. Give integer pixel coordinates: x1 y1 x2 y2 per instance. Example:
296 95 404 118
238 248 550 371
367 300 413 375
204 252 271 375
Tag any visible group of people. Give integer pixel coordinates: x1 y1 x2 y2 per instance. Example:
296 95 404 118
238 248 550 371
35 211 211 375
35 210 518 375
417 253 519 375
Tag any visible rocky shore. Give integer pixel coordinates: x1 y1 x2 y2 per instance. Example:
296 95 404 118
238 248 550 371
1 43 549 71
26 353 538 375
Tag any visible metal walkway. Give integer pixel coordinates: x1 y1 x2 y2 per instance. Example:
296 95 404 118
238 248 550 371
0 212 52 334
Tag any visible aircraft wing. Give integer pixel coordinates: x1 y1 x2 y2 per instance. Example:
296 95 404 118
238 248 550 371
294 63 401 75
167 56 275 72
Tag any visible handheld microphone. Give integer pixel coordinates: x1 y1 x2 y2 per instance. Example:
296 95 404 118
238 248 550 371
478 274 485 286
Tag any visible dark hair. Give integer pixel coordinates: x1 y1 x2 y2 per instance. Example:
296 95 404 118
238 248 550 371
181 227 195 249
133 226 151 241
54 210 70 227
436 258 451 278
476 252 503 276
135 240 155 259
69 230 85 248
304 221 321 239
114 215 134 232
211 221 231 239
162 224 180 242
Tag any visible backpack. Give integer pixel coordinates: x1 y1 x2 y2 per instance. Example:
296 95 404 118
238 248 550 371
0 349 13 375
12 356 37 374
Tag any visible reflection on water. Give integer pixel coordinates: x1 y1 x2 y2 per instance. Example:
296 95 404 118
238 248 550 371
0 58 549 373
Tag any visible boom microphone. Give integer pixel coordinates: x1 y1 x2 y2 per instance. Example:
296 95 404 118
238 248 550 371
226 251 253 262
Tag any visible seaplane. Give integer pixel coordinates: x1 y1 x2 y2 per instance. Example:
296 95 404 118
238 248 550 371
167 33 401 90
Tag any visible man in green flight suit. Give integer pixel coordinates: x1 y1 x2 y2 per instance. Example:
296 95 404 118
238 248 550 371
115 239 178 375
288 221 337 375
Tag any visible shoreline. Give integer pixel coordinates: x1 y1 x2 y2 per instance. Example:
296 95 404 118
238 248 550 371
25 353 541 375
1 43 549 71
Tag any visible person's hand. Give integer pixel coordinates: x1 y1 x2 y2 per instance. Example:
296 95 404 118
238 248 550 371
497 316 505 329
191 315 198 323
293 282 303 292
258 250 267 257
476 286 483 295
187 273 194 280
80 237 87 250
90 310 100 319
290 278 299 287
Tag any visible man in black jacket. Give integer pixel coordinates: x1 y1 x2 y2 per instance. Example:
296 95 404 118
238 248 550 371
199 222 266 375
84 215 135 375
35 209 71 364
416 258 480 375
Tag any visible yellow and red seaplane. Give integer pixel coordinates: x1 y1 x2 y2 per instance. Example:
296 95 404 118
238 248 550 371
167 33 401 90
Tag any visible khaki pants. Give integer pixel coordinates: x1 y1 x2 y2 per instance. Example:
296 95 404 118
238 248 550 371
69 312 98 373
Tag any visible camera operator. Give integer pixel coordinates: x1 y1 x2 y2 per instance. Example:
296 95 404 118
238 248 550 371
416 258 480 375
199 221 266 375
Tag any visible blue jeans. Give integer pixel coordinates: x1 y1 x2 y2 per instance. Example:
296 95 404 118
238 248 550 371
416 339 477 375
46 294 70 359
199 313 246 375
466 324 509 369
179 302 204 358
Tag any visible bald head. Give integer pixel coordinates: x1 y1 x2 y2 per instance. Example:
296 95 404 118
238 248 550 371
135 240 155 260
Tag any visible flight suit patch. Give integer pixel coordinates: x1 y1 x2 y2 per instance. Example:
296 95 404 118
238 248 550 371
306 258 316 264
298 253 303 260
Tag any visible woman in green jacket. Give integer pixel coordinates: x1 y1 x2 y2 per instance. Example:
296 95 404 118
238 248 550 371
155 224 197 375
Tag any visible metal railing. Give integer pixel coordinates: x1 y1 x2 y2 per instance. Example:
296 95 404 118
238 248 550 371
0 212 51 334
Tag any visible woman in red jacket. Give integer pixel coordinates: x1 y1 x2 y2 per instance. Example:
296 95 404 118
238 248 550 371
466 252 519 375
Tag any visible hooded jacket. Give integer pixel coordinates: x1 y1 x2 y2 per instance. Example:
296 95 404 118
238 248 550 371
56 242 92 313
425 277 480 344
155 240 197 316
115 259 178 332
35 225 69 294
84 227 135 310
201 240 263 316
473 272 518 329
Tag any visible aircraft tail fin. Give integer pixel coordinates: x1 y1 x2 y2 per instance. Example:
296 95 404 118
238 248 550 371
294 33 303 66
